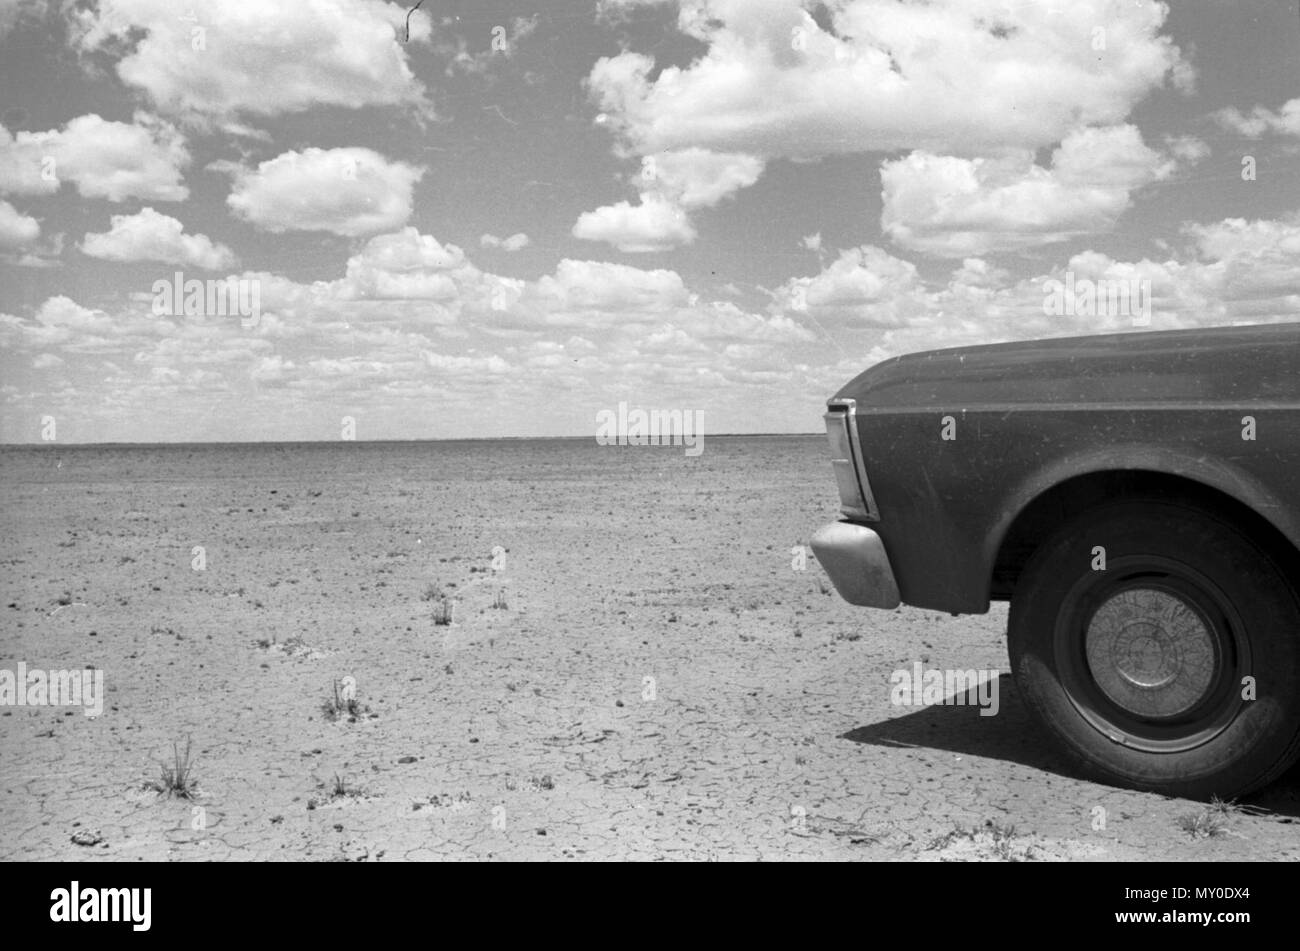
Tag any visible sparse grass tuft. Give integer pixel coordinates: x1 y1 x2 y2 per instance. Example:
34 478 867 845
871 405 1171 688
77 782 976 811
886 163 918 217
492 588 508 610
331 774 363 799
985 820 1021 861
306 774 365 810
926 819 1031 861
432 598 454 626
150 736 198 799
421 583 444 602
1177 796 1237 839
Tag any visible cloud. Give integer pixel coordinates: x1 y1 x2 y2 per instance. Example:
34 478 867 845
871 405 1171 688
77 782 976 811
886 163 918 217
640 148 766 208
438 15 539 77
573 194 697 252
1182 216 1300 304
1 230 63 268
772 215 1300 363
341 227 476 300
583 2 1183 251
575 147 764 251
587 0 1186 159
0 0 43 41
69 0 431 125
0 113 189 201
776 245 920 326
881 125 1184 257
419 351 512 375
221 148 424 237
597 0 677 15
250 354 295 384
0 199 39 249
81 208 237 269
1 223 825 442
1187 216 1300 258
533 258 690 314
1213 98 1300 138
480 232 531 252
0 294 161 351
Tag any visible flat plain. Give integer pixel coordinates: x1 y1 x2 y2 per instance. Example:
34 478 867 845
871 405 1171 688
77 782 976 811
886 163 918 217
2 437 1298 860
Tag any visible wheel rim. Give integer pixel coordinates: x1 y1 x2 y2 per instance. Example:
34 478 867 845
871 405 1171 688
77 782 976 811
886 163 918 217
1085 586 1217 718
1054 555 1247 753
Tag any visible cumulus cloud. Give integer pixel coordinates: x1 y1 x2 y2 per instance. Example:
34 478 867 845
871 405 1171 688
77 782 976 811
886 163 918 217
81 208 237 269
777 245 920 326
1 224 823 442
583 1 1185 251
1182 216 1300 305
0 198 39 249
534 258 690 314
69 0 431 125
639 148 766 208
342 227 476 300
480 232 531 251
1187 217 1300 258
1213 98 1300 138
573 194 697 252
575 148 764 251
221 148 424 237
881 125 1185 257
587 0 1187 159
0 113 189 201
238 235 807 347
0 294 165 352
772 216 1300 362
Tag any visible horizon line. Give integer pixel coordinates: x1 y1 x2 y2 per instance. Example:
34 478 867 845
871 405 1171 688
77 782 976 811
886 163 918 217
0 431 824 448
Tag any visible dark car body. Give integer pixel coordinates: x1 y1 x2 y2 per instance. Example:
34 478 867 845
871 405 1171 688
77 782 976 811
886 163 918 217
812 323 1300 798
814 323 1300 616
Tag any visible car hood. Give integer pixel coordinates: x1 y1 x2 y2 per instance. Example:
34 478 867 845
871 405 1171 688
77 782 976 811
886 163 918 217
834 323 1300 410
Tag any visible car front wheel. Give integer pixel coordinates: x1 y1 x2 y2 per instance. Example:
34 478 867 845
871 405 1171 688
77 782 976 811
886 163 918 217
1008 500 1300 799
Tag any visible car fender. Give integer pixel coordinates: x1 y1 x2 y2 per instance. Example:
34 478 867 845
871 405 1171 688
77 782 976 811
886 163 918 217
983 442 1300 575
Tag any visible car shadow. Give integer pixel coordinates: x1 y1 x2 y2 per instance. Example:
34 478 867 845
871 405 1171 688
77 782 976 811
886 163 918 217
840 673 1300 818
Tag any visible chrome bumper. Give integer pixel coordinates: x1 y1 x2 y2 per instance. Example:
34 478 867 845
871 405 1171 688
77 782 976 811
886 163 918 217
811 521 901 609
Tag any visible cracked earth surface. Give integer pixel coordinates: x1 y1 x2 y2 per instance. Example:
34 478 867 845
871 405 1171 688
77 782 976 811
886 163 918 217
2 437 1299 861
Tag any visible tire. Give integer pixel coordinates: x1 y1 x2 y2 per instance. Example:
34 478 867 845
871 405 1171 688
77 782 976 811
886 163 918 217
1008 500 1300 799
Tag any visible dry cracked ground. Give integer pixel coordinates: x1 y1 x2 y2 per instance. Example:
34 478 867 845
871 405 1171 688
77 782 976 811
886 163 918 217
2 437 1298 862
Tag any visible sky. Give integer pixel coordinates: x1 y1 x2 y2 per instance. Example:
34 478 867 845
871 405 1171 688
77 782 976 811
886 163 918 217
0 0 1297 443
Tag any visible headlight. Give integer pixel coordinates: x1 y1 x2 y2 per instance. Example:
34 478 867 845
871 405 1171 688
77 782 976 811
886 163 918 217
824 398 879 521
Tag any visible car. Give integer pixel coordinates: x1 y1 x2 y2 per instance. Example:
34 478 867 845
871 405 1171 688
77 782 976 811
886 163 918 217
811 323 1300 799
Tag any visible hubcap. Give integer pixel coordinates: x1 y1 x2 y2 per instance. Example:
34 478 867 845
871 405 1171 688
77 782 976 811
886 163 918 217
1084 586 1217 719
